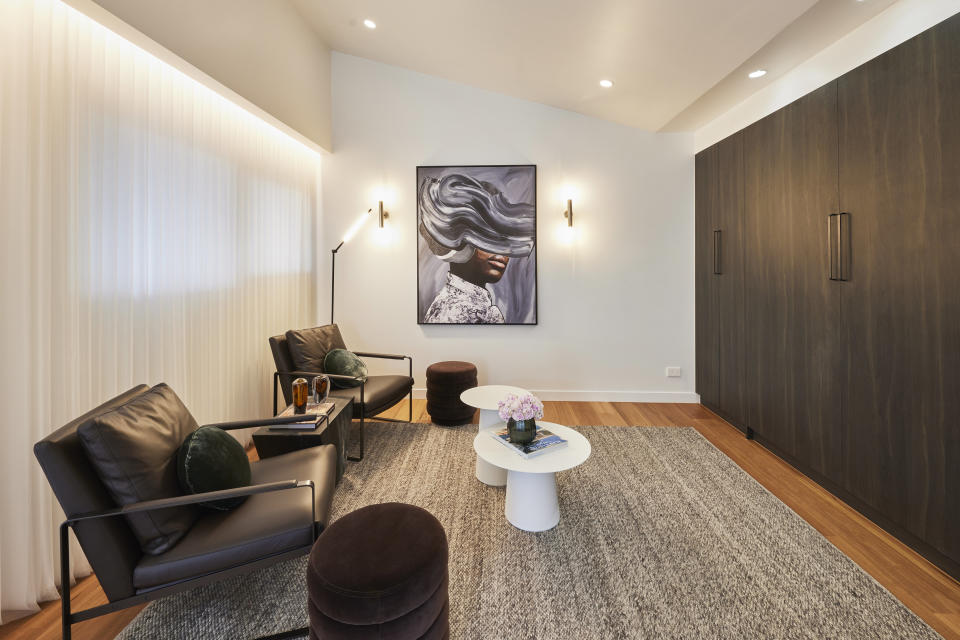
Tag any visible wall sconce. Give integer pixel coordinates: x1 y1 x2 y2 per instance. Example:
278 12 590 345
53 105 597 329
378 201 389 228
563 199 573 227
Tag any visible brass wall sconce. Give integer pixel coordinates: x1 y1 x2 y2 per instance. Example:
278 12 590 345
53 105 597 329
563 199 573 227
378 201 389 227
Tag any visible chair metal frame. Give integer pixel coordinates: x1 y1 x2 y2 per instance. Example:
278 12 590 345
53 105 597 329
58 420 319 640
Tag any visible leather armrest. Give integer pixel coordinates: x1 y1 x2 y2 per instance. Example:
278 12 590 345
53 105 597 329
353 352 410 361
202 415 323 431
66 480 314 524
275 370 362 383
351 353 413 379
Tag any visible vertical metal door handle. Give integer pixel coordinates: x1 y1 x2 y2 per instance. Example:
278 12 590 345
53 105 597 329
836 213 843 281
713 229 721 275
828 213 850 281
838 212 849 281
827 215 834 280
827 214 838 281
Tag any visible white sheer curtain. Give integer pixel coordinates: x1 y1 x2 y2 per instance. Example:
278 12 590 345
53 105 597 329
0 0 321 621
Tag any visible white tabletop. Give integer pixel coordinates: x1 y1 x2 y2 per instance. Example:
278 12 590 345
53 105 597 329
473 422 591 474
460 385 531 411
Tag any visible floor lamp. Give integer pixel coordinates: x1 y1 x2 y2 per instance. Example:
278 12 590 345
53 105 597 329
330 208 373 324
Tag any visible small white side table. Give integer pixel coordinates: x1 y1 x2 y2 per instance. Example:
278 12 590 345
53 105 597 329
460 385 529 486
473 422 591 532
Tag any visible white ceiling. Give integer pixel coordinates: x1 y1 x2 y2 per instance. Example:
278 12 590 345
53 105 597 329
663 0 898 131
292 0 897 133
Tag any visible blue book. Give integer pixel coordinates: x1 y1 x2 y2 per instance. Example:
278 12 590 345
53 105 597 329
490 428 568 459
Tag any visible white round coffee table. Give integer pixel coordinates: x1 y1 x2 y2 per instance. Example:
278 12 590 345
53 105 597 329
473 422 591 532
460 385 529 486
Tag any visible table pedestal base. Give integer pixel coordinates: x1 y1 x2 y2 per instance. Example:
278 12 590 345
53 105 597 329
476 458 507 486
505 470 560 532
475 408 507 486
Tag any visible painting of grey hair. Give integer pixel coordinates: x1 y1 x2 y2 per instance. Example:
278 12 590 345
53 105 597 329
417 165 537 325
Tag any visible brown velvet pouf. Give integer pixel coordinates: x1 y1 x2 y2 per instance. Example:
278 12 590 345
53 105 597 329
307 503 449 640
425 361 478 426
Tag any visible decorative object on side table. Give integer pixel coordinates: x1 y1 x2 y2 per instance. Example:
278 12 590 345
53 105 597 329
498 393 544 445
312 374 330 404
490 427 568 459
292 377 309 414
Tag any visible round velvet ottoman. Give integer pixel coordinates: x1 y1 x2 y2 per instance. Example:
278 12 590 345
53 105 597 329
307 503 449 640
425 361 478 426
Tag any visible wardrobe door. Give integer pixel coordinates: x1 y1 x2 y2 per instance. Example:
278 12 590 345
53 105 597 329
695 146 719 410
838 13 960 564
716 133 748 427
743 83 844 479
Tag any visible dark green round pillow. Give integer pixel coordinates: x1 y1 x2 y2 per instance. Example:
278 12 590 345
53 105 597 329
323 349 368 388
177 426 251 511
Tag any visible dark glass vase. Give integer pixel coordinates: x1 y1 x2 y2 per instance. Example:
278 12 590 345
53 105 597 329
507 418 537 444
292 377 309 414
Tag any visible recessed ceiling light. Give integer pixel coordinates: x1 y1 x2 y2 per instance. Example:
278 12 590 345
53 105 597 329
363 19 376 29
599 79 614 88
748 69 767 79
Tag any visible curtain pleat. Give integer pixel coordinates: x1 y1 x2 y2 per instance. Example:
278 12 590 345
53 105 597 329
0 0 321 622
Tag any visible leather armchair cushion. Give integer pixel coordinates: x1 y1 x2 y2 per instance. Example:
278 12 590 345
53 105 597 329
78 383 199 555
323 349 368 388
285 325 347 375
330 375 413 417
33 385 152 602
134 445 337 591
177 426 251 511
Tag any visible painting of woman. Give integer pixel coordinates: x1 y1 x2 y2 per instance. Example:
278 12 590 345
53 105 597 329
417 166 537 324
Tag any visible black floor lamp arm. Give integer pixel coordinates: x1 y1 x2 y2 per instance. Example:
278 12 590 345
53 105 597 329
331 241 343 325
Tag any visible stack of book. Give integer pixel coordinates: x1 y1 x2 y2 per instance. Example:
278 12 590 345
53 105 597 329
271 402 336 431
490 427 567 459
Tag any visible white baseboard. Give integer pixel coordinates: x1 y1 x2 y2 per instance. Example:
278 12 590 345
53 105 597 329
412 388 701 403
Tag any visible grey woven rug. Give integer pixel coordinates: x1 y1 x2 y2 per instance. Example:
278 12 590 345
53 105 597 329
117 423 940 639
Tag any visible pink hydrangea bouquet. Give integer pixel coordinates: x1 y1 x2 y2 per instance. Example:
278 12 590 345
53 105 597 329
497 393 544 422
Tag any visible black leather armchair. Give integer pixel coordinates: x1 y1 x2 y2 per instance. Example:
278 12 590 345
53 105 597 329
269 326 413 461
34 385 337 640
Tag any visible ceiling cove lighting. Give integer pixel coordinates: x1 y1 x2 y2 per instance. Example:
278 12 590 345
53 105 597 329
59 0 321 157
748 69 767 79
599 79 614 88
363 19 377 29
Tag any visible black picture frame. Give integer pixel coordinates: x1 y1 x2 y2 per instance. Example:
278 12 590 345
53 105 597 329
416 164 538 325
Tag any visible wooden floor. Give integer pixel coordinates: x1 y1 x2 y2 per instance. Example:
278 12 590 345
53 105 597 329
3 400 958 639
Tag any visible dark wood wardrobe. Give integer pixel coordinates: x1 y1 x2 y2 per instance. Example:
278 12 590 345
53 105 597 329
696 12 960 579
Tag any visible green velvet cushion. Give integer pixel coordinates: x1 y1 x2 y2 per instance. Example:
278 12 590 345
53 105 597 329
177 427 251 511
323 349 368 388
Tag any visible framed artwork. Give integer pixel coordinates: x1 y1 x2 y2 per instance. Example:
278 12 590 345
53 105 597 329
416 165 537 325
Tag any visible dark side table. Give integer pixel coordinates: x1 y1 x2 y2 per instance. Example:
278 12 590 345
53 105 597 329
253 396 352 483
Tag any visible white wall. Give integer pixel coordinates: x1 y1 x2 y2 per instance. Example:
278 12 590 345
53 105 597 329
695 0 960 151
323 53 696 402
84 0 333 150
